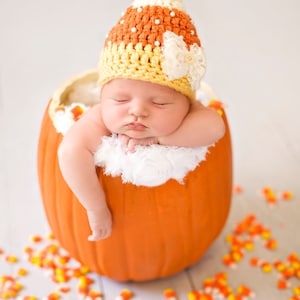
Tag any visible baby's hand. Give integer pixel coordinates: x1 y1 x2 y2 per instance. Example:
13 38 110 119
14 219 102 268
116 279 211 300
86 207 112 241
118 134 159 152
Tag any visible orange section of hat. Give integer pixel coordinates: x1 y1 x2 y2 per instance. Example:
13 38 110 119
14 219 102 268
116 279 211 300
104 6 201 49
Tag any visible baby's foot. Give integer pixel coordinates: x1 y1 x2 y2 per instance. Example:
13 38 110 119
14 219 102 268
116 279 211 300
86 207 112 241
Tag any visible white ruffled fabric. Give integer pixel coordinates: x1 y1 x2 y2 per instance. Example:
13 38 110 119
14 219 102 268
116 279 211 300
94 134 210 187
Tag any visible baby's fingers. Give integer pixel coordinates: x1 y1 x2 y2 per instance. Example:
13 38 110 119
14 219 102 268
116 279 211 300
118 134 130 148
88 229 111 241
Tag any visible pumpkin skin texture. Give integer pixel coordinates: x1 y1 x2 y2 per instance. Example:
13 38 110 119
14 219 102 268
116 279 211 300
37 72 232 282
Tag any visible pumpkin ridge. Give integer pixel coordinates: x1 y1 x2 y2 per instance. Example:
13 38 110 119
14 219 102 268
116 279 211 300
43 117 62 240
68 196 77 257
118 185 132 280
155 184 184 277
213 113 232 229
70 196 87 264
54 148 66 243
37 115 50 220
192 171 207 263
205 113 232 244
54 130 81 256
185 178 198 264
174 188 189 272
207 144 225 243
154 188 168 278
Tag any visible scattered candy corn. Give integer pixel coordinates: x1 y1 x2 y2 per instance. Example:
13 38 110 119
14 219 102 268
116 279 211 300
223 214 278 269
233 184 243 194
261 186 277 205
187 273 254 300
164 288 177 299
208 100 225 115
260 186 294 206
0 185 297 299
117 289 134 300
17 268 28 276
31 235 43 243
0 275 23 299
4 255 18 263
281 190 293 201
70 105 84 121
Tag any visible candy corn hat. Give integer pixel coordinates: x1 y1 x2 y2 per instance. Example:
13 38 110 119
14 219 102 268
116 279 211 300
98 0 206 100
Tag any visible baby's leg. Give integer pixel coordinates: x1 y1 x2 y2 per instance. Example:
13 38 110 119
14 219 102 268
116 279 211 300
86 207 112 241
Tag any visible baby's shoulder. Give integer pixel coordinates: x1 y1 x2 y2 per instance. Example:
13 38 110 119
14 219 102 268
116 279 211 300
84 103 103 119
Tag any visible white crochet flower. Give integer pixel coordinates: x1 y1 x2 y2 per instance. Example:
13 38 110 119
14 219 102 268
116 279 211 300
161 31 206 90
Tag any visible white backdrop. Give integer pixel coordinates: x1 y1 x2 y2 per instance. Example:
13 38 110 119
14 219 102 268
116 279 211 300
1 0 299 196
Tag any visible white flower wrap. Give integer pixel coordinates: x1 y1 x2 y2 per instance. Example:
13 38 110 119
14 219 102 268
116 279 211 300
94 134 209 187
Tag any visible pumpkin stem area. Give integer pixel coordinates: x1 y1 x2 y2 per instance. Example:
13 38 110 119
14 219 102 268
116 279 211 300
49 69 100 120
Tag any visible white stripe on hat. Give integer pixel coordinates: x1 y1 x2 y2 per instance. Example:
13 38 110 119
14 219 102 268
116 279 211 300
131 0 186 11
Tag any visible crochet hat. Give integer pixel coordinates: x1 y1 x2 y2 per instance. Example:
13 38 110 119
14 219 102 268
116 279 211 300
98 0 206 100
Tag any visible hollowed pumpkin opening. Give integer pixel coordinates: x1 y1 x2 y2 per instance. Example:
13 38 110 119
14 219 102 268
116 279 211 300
37 69 232 282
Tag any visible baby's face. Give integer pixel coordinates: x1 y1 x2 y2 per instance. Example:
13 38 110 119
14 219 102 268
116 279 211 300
100 79 190 139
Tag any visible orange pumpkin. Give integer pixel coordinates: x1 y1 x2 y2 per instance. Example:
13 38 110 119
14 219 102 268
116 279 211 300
37 70 232 282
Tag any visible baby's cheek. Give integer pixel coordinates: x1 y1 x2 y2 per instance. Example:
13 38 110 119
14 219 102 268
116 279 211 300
103 112 123 130
154 120 179 136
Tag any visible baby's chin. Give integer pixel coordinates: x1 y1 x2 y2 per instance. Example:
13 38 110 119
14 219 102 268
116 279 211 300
119 129 150 139
124 133 151 139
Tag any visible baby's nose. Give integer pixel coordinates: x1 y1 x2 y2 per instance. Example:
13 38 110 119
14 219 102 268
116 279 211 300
128 101 148 117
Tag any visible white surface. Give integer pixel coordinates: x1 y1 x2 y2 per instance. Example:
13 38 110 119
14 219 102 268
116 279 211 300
0 0 299 299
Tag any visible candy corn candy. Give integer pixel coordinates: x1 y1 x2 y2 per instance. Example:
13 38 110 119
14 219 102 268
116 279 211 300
281 190 293 200
118 289 134 300
164 288 177 299
70 105 84 121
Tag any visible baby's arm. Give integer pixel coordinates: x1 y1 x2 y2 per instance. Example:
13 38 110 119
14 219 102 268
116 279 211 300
120 101 225 150
58 104 112 241
158 101 225 147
